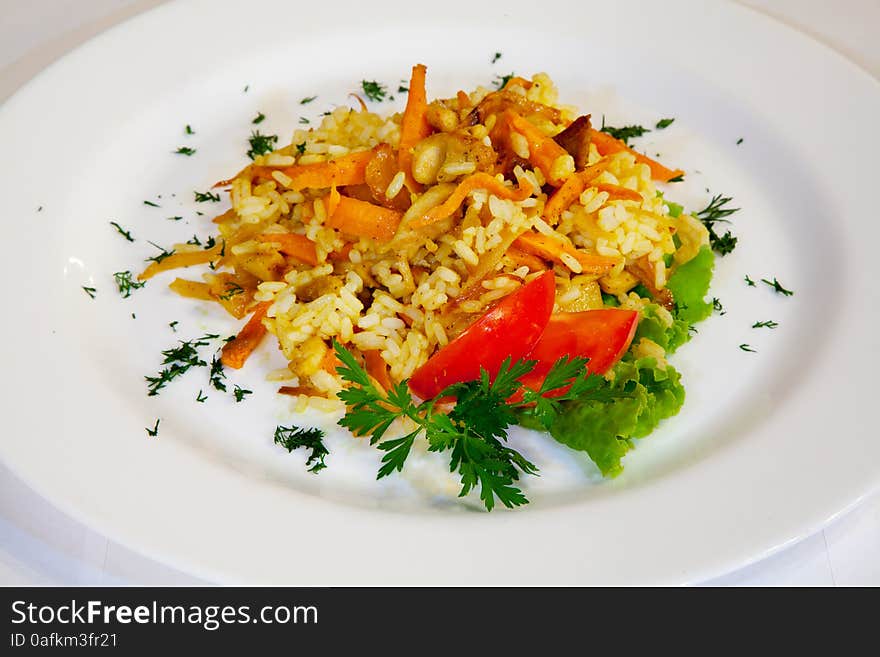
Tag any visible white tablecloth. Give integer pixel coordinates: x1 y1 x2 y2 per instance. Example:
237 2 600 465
1 0 878 585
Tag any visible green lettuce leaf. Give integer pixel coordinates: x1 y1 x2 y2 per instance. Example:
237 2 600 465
519 358 685 477
634 304 691 354
666 245 714 324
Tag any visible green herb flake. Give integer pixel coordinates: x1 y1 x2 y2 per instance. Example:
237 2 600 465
209 355 227 392
246 130 278 160
143 200 160 207
736 137 744 145
298 117 310 125
493 73 514 90
113 271 146 298
712 297 725 315
145 336 213 396
145 241 175 264
82 286 97 299
167 215 183 222
600 116 650 145
146 419 160 437
761 277 794 296
169 321 179 332
275 425 329 474
745 275 756 287
233 384 253 402
696 193 739 255
667 174 685 183
491 52 502 64
752 320 779 329
295 142 306 155
655 118 675 129
185 124 195 135
739 343 757 353
397 84 409 93
360 80 388 102
299 96 317 105
196 390 208 403
194 190 221 203
218 282 244 300
252 112 266 124
109 221 134 242
175 146 196 156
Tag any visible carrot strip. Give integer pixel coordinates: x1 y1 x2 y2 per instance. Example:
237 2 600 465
456 90 471 109
542 160 609 225
326 195 402 241
328 242 354 262
409 173 534 229
398 64 432 190
513 231 620 275
168 278 214 301
505 246 547 272
589 129 684 182
278 385 323 397
593 183 643 202
250 148 376 190
349 93 368 112
502 76 533 90
256 233 318 266
505 110 571 186
138 244 223 281
364 350 393 391
221 301 271 369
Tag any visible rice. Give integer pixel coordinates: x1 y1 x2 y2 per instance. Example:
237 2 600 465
181 71 691 399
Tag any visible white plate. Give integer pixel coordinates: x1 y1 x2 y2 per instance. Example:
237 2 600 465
1 0 878 585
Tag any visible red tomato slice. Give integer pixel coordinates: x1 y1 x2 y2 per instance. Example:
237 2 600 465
408 270 556 400
518 309 640 392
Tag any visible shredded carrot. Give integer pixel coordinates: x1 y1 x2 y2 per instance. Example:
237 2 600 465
364 351 393 391
593 183 643 202
513 231 620 275
398 64 432 190
221 301 271 370
328 242 354 262
321 348 342 375
168 278 214 301
277 385 323 397
256 233 318 266
349 93 368 112
323 185 341 217
504 110 571 186
410 172 534 229
589 129 684 182
250 148 376 190
505 246 547 272
542 160 609 225
138 244 223 281
326 195 402 241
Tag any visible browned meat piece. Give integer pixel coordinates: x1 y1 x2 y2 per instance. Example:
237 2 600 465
553 114 592 170
627 256 675 310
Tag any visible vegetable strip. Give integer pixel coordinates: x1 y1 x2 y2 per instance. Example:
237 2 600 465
589 129 684 182
410 172 533 229
221 301 272 369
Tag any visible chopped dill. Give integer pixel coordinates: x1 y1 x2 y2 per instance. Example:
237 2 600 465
361 80 387 102
218 282 244 300
246 130 278 159
299 96 317 104
174 146 196 156
295 142 306 155
233 385 253 402
493 73 514 90
252 112 266 124
146 419 160 437
696 193 739 255
761 277 794 296
143 200 160 207
113 270 145 298
194 190 221 203
600 116 650 145
209 355 227 392
655 118 675 129
196 390 208 403
491 52 502 64
745 275 756 287
739 344 757 353
82 286 97 299
109 221 134 242
752 320 779 329
145 241 175 264
274 425 328 474
298 117 310 124
185 124 195 135
169 321 179 332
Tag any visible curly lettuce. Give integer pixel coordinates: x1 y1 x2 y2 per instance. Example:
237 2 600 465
666 245 715 325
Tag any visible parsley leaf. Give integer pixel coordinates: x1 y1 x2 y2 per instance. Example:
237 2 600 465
275 425 329 473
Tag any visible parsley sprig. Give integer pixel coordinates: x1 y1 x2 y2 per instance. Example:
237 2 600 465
333 341 614 511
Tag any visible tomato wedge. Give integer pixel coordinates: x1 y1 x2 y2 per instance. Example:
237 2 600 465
408 271 556 400
518 309 640 392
